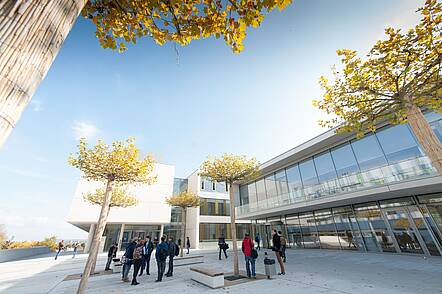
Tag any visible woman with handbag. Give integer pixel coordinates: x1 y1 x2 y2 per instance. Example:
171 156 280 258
242 233 257 279
272 230 285 275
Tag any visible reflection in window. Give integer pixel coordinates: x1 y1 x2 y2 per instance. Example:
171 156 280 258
376 124 422 163
314 209 340 249
247 183 257 205
239 185 249 206
265 174 278 199
314 151 338 183
285 164 303 200
199 198 230 216
255 179 267 205
331 143 360 177
299 159 319 186
431 120 442 143
275 170 290 204
285 215 303 248
299 213 320 249
199 223 251 241
351 134 387 171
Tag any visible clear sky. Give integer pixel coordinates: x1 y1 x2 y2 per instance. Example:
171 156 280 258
0 0 423 241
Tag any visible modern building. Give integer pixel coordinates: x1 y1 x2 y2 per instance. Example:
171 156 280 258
67 164 251 252
235 112 442 257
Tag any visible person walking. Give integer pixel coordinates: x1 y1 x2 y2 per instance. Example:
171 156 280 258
55 240 64 260
272 230 285 275
278 231 287 263
186 237 191 254
255 233 261 251
165 236 177 277
122 239 137 282
218 234 228 260
72 242 79 259
140 236 153 275
242 233 256 279
131 241 144 285
155 236 169 282
105 242 118 271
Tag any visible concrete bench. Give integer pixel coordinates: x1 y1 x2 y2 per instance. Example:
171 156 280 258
174 255 204 266
190 266 224 289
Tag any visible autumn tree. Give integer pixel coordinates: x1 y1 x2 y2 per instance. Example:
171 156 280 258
165 191 200 257
0 0 293 147
82 186 139 274
0 225 7 244
199 154 260 276
68 137 156 294
313 0 442 174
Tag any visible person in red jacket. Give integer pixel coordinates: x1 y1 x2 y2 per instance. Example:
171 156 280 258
241 233 256 279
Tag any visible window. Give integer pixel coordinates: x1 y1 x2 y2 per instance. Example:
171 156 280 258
199 198 230 216
255 179 267 204
331 143 360 177
431 119 442 143
299 159 319 186
265 174 278 199
351 134 387 171
247 183 258 205
199 223 251 241
275 170 289 196
314 151 337 183
239 185 249 206
376 124 422 163
285 164 303 200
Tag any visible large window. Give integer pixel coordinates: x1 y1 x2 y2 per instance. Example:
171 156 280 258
299 159 319 186
199 198 230 216
255 179 267 205
285 164 303 200
239 185 249 206
265 174 278 199
351 134 387 171
298 212 320 249
247 183 257 205
331 143 360 177
314 151 337 183
314 209 340 249
199 223 252 241
376 124 422 163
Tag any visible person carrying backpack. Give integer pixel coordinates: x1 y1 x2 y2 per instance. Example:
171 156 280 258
218 234 228 260
278 230 287 263
165 236 178 277
242 233 256 279
155 236 169 282
131 241 144 285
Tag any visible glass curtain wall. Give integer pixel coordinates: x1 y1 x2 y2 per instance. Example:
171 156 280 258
199 223 252 241
314 209 341 249
200 198 230 216
299 212 320 248
332 206 364 251
285 215 303 248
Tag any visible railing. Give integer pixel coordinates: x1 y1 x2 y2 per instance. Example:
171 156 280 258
236 156 437 216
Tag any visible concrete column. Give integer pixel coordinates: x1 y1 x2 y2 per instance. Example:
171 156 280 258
84 224 96 253
117 223 125 251
160 224 164 238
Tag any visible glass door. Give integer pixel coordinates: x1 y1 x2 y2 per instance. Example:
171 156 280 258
382 207 429 255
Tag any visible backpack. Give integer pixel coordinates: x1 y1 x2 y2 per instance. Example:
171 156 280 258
133 246 143 260
174 244 180 257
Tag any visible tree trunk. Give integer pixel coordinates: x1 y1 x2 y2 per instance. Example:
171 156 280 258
180 207 186 257
77 179 113 294
0 0 86 147
406 104 442 175
228 183 239 276
89 204 111 275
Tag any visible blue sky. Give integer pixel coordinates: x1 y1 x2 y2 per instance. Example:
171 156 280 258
0 0 423 241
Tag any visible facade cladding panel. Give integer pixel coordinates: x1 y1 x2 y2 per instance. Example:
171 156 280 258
237 113 442 257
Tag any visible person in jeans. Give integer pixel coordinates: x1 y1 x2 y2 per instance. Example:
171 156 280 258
105 242 118 270
278 231 287 263
140 236 153 275
272 230 285 275
55 240 64 260
218 234 228 260
165 236 177 277
131 241 144 285
242 233 256 279
155 236 169 282
72 242 79 259
255 233 261 251
122 239 137 282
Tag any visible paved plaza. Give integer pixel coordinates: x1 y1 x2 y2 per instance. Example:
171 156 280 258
0 249 441 294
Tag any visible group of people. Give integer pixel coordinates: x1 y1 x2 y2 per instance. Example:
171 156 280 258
111 235 190 286
54 240 81 260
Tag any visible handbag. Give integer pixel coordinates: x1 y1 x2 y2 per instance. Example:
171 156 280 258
250 239 258 259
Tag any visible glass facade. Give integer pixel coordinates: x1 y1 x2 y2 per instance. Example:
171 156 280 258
199 223 252 241
254 195 442 256
238 117 441 216
199 198 230 216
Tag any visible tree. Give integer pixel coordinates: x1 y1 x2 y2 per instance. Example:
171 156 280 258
199 154 260 276
165 191 200 257
313 0 442 175
0 0 293 147
0 225 7 244
82 185 139 274
68 137 156 294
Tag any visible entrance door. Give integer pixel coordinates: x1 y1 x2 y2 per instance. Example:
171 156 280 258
383 207 434 255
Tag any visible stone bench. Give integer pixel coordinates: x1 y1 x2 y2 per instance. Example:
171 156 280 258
190 266 224 289
174 255 204 266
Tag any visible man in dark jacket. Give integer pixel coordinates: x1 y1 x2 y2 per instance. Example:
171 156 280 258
155 236 169 282
165 236 177 277
122 239 137 282
272 230 285 275
105 242 118 271
218 234 228 260
140 235 154 276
